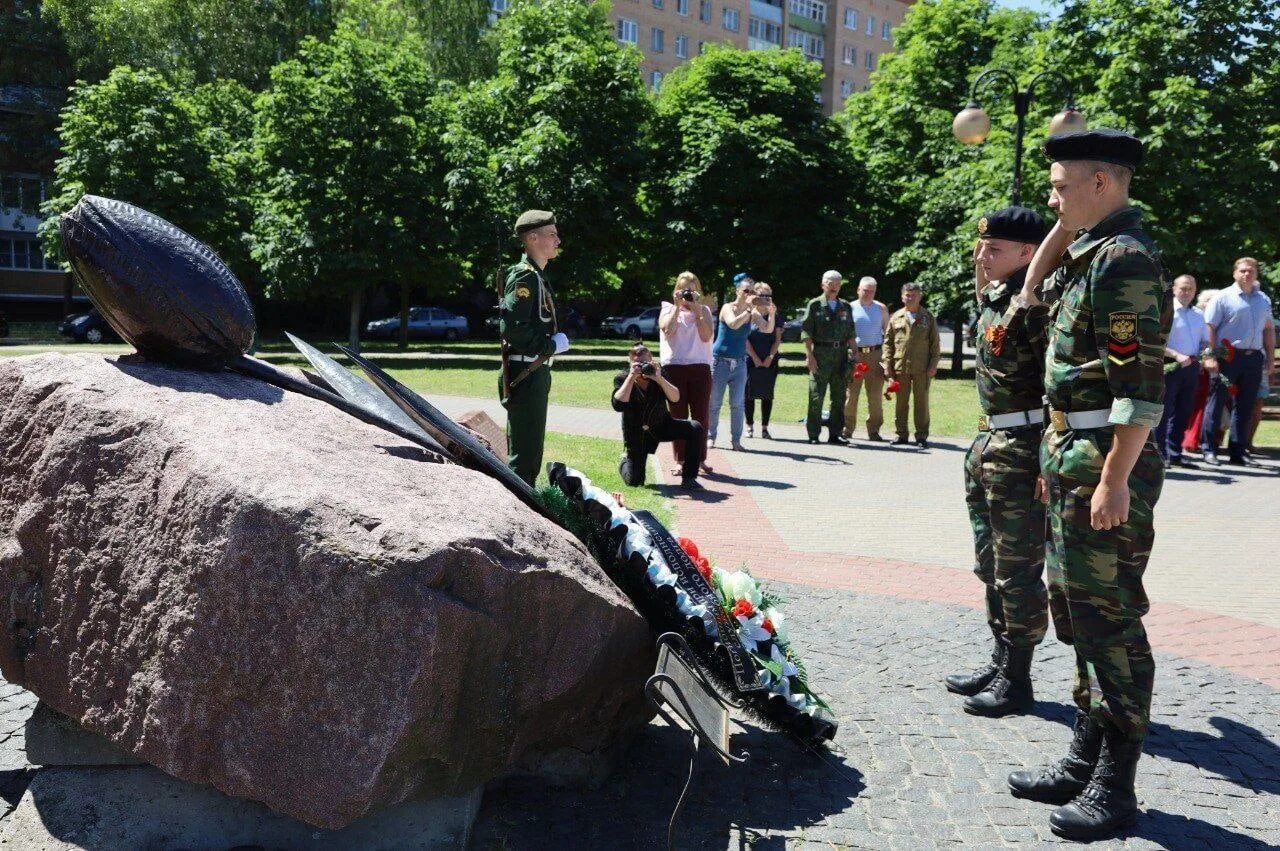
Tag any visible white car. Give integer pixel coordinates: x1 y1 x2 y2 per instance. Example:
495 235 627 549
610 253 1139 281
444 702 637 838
602 307 660 340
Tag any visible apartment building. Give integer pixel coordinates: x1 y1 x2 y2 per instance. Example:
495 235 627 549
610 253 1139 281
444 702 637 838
491 0 912 114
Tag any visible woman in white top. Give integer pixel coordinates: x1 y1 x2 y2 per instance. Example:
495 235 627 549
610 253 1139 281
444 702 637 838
659 271 715 474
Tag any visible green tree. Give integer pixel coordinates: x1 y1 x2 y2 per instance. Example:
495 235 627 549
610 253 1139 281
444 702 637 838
402 0 493 83
446 0 652 302
645 44 861 305
39 67 254 277
840 0 1043 339
250 20 455 350
41 0 335 87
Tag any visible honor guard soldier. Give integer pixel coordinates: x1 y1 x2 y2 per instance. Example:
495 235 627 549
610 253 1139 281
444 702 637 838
500 210 569 485
950 206 1051 719
801 270 855 444
1006 129 1170 842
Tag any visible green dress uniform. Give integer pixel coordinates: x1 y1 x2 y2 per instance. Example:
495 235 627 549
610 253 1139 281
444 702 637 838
1036 204 1168 744
801 296 855 441
500 253 558 485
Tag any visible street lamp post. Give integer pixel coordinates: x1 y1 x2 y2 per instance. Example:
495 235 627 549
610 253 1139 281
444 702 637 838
952 69 1086 206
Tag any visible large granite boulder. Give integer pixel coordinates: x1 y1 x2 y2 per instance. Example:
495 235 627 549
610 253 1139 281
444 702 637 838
0 353 654 830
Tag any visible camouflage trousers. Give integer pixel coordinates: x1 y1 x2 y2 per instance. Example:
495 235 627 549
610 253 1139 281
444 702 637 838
1043 427 1163 743
963 427 1049 646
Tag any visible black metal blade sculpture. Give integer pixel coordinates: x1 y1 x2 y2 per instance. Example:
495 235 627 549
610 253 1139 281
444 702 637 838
285 333 442 452
336 345 554 521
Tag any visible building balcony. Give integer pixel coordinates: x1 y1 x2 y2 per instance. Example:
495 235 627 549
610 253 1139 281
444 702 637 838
749 0 783 24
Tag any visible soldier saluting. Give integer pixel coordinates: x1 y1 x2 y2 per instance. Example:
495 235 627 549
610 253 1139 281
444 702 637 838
949 206 1051 719
500 210 570 486
1007 129 1169 842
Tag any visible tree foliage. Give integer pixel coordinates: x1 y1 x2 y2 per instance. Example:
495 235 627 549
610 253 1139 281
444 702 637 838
39 67 254 276
249 20 454 312
445 0 652 300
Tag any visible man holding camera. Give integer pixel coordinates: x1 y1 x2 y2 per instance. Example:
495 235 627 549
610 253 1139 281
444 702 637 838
613 344 704 490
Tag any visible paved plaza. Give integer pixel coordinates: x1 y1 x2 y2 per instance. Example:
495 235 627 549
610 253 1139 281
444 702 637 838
0 394 1276 848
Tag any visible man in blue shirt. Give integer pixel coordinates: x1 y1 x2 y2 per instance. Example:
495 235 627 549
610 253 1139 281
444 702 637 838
1201 257 1275 465
1156 275 1208 467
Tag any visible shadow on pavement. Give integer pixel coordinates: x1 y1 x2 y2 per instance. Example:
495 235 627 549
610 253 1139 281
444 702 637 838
473 721 864 850
699 471 797 491
1131 809 1273 850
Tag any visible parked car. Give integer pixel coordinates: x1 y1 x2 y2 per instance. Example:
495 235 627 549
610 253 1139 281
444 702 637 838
601 306 660 340
365 307 469 341
0 310 8 338
58 309 118 343
781 309 807 343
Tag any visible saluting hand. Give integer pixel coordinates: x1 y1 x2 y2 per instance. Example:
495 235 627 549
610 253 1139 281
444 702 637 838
1091 480 1130 531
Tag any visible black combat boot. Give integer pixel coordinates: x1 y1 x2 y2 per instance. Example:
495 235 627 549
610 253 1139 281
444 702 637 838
944 629 1003 696
1048 724 1142 840
1008 710 1103 803
964 641 1034 717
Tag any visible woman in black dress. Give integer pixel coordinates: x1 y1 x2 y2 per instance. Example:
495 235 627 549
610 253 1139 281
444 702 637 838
745 283 783 439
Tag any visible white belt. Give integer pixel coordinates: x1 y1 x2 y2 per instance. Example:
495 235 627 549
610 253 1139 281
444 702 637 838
509 354 554 365
979 409 1045 431
1049 408 1112 431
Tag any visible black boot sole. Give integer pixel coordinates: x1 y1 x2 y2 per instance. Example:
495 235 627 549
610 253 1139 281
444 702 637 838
1007 781 1084 805
944 674 997 696
963 694 1035 717
1049 810 1137 841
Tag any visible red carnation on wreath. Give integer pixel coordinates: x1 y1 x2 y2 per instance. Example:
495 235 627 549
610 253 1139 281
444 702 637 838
732 599 755 619
762 618 775 635
884 379 901 400
696 556 712 581
677 537 700 560
853 361 869 379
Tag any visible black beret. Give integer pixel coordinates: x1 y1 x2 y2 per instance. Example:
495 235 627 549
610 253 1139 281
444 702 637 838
977 206 1047 244
1042 128 1143 172
515 209 556 236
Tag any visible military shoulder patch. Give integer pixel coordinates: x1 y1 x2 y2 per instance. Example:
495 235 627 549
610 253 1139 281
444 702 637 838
1107 310 1139 365
516 286 531 299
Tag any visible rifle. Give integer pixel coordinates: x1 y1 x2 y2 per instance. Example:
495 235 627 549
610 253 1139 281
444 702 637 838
497 218 513 405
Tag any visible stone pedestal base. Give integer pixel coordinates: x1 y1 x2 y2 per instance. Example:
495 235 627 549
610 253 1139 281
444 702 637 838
1 766 481 850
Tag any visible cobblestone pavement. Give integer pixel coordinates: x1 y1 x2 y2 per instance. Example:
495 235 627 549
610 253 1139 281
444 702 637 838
471 586 1280 850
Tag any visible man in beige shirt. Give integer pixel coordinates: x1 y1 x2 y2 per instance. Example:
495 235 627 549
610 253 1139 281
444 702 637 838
883 281 941 447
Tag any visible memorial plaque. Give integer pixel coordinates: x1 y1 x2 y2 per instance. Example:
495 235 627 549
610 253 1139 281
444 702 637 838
651 643 730 765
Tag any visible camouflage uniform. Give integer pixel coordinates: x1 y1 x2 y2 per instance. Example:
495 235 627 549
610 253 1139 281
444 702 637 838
802 296 855 441
1030 206 1169 743
964 266 1049 648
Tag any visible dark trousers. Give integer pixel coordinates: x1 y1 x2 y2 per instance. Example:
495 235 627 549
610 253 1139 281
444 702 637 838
619 418 705 486
661 363 711 466
1202 350 1263 460
1155 362 1200 460
745 398 773 427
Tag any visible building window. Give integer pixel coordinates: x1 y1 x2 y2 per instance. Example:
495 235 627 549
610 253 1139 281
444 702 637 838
842 43 855 64
865 49 875 69
865 14 875 36
840 79 853 98
723 8 740 31
699 0 711 23
787 29 824 59
0 236 57 271
788 0 826 24
651 71 664 90
652 27 665 52
749 17 782 44
882 20 891 41
843 8 856 29
675 34 689 57
677 0 689 14
0 174 47 212
618 18 638 44
489 0 507 13
653 0 663 8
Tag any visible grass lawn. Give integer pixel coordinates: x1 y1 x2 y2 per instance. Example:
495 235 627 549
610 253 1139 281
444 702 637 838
542 431 672 527
4 336 1277 448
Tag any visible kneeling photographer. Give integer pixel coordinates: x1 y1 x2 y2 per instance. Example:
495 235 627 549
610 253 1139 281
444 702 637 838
612 344 705 490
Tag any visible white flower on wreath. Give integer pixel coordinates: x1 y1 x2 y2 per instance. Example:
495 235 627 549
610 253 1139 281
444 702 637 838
762 606 789 645
736 613 771 652
720 571 762 608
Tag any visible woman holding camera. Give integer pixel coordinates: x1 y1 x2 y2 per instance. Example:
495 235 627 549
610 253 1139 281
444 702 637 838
745 282 782 439
708 274 774 451
659 271 715 474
